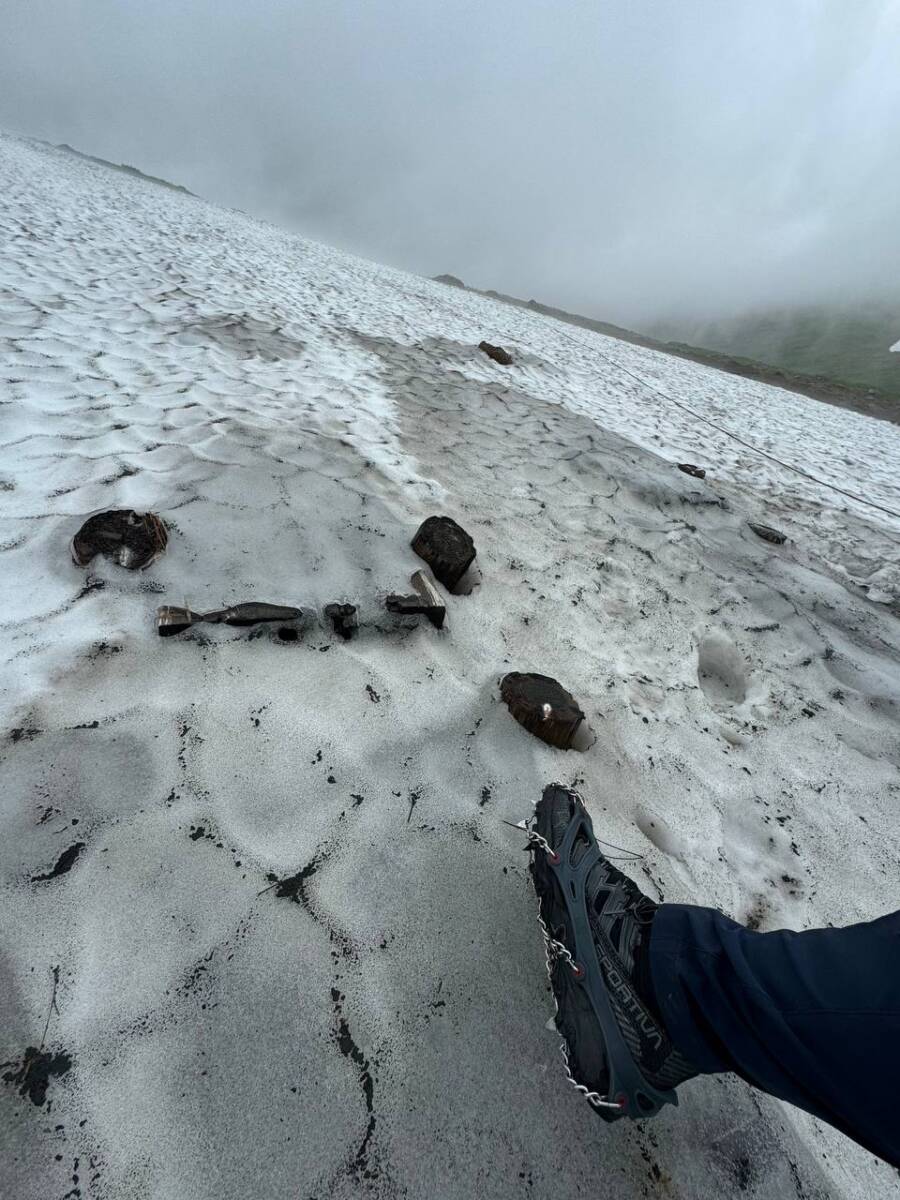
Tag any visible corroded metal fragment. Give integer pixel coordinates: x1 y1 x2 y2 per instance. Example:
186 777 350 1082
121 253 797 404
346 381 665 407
325 602 358 640
386 570 446 629
500 672 586 750
157 601 304 637
479 341 513 366
72 510 167 569
748 522 786 545
411 515 476 591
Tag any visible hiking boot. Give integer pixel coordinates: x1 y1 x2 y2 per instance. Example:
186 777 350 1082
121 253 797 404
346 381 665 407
528 783 697 1120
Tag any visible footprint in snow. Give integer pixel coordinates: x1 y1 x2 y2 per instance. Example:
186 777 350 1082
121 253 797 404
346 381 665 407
697 630 748 706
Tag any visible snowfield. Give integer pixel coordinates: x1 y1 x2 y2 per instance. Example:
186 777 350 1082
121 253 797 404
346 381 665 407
2 130 900 1199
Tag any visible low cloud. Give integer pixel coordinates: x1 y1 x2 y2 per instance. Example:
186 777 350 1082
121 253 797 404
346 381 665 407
2 0 898 325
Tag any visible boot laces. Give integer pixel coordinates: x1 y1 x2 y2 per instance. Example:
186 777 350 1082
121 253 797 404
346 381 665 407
602 871 656 925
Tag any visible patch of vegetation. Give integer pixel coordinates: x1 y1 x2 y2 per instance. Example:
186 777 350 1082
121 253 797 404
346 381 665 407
56 143 196 196
433 275 900 423
646 303 900 400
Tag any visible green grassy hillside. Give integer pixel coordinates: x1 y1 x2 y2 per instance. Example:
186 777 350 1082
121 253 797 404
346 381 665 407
434 274 900 423
645 305 900 400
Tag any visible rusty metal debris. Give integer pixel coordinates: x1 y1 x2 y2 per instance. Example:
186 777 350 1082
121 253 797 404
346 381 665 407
479 341 513 366
386 570 446 629
324 602 358 640
677 463 706 479
72 510 168 569
157 602 305 637
500 672 587 750
411 515 476 592
748 522 787 545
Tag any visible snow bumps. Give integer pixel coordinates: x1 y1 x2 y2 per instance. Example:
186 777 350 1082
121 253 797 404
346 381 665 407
2 132 900 1200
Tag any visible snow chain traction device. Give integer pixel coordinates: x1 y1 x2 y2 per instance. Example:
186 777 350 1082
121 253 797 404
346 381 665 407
525 796 679 1120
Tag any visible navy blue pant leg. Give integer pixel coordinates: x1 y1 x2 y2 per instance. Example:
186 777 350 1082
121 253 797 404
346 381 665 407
649 904 900 1166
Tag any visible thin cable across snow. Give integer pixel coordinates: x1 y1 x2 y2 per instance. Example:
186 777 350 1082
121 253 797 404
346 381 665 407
535 312 900 526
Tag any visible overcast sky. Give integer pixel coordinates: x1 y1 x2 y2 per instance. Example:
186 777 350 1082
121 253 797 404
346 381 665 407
2 1 898 325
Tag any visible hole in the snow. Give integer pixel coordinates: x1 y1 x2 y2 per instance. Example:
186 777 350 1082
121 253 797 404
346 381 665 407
277 627 299 642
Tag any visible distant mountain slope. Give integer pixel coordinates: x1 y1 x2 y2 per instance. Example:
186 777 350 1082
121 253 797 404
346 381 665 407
436 279 900 424
55 141 196 196
645 305 900 402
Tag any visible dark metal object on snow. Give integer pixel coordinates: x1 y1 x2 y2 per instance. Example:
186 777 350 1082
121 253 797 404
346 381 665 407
72 510 168 570
157 606 196 638
411 515 476 592
385 570 446 629
500 672 586 750
677 463 706 479
479 341 513 366
748 522 787 545
157 601 305 637
324 602 358 640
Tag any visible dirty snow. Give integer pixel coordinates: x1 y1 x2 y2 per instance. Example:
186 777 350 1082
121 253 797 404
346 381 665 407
2 131 900 1199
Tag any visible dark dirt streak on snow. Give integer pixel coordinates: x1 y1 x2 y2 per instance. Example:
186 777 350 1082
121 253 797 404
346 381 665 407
265 838 387 1189
267 855 323 913
31 843 85 882
264 846 360 962
2 1046 72 1107
330 987 378 1182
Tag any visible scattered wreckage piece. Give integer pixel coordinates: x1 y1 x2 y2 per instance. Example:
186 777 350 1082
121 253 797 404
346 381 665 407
157 601 306 638
677 463 706 479
72 510 168 570
748 522 787 545
479 341 513 366
411 515 476 592
385 570 446 629
324 602 358 640
500 672 589 750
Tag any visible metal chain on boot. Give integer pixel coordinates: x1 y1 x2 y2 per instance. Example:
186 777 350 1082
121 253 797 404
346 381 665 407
528 817 623 1114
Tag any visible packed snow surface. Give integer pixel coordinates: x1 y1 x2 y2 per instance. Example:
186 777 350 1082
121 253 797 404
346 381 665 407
2 131 900 1199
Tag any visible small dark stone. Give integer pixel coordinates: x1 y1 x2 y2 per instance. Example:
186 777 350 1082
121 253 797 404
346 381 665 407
748 522 787 545
411 515 476 591
71 510 168 570
677 463 706 479
500 672 586 750
478 341 513 366
324 602 358 640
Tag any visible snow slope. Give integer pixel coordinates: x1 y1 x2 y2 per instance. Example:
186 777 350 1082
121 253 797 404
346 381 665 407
2 130 900 1199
